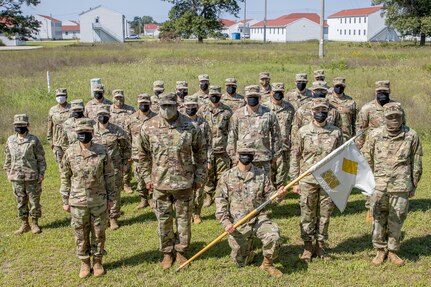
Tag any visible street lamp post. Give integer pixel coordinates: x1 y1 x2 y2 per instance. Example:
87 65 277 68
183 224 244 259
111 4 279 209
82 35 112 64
263 0 267 44
319 0 325 58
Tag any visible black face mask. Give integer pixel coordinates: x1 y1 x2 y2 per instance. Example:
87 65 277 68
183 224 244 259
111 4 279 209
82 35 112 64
316 77 325 81
313 111 328 123
98 115 110 124
155 91 163 97
334 86 345 95
376 92 390 106
247 96 259 107
273 92 284 101
312 91 326 99
72 111 84 119
77 132 93 144
139 104 150 113
200 83 209 91
239 154 254 165
210 95 221 103
177 91 188 99
94 92 104 100
15 126 28 135
226 86 237 94
185 107 198 117
296 82 307 91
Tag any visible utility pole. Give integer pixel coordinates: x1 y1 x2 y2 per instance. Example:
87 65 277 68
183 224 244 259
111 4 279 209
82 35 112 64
319 0 325 58
263 0 267 44
243 0 246 41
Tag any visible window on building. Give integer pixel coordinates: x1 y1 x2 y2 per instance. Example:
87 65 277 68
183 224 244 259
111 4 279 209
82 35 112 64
353 30 356 35
364 29 366 35
65 31 68 35
349 29 351 35
340 18 342 24
349 18 351 23
345 18 347 23
340 30 342 35
364 17 367 23
344 29 346 35
359 17 361 23
358 30 361 35
354 18 356 23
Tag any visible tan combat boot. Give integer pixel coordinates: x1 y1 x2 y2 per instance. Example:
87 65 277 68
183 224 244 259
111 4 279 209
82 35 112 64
30 218 42 234
123 184 133 194
260 257 283 278
161 253 174 270
388 251 405 266
15 218 31 235
79 258 91 278
176 252 188 268
109 218 119 230
136 198 149 209
300 241 313 262
92 257 106 277
372 249 387 266
366 210 373 223
316 241 331 261
193 214 202 224
202 194 213 208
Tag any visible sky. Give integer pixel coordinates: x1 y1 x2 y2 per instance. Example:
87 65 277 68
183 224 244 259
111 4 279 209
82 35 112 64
22 0 375 22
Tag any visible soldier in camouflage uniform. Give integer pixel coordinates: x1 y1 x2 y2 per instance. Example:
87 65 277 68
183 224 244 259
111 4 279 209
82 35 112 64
127 94 157 209
47 88 71 169
60 118 116 278
84 84 113 120
93 108 131 230
327 77 357 140
221 77 245 112
4 114 46 235
195 74 210 105
285 73 312 110
199 85 233 209
290 99 343 262
291 81 342 137
363 102 422 267
227 85 282 178
356 80 405 220
136 92 207 270
183 94 212 223
176 81 189 114
259 72 272 101
264 83 295 188
109 89 135 194
150 80 165 113
215 144 284 278
62 99 95 150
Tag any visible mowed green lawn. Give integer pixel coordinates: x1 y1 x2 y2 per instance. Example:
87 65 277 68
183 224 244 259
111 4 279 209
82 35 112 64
0 41 430 286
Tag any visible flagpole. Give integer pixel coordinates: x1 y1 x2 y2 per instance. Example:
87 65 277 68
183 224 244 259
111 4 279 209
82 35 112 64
175 129 368 272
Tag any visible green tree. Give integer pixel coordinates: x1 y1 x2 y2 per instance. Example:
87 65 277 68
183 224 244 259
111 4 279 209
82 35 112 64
0 0 40 40
160 0 243 43
373 0 431 45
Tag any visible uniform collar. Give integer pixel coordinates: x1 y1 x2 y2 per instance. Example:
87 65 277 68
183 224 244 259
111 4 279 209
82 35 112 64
233 165 256 182
244 105 263 116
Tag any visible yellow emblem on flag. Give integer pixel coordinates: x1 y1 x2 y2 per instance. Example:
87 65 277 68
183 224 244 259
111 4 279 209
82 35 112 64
342 158 358 175
321 170 341 189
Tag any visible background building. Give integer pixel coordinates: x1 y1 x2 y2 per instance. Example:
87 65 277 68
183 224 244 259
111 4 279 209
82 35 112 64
61 20 80 40
327 6 400 42
34 14 62 40
143 24 160 37
79 6 125 43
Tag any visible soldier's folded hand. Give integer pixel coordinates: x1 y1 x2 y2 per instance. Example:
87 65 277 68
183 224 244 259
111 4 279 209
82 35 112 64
224 223 236 234
409 190 415 198
193 182 202 190
38 175 44 183
145 181 153 191
276 186 287 199
63 204 70 213
292 185 301 195
107 201 114 209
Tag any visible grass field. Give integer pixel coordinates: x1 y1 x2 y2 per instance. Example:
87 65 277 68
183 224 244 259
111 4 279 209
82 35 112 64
0 41 430 286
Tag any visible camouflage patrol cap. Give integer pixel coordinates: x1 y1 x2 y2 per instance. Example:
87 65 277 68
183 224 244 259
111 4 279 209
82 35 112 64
245 85 261 96
225 78 238 86
75 118 94 133
184 94 199 105
94 84 105 92
333 77 346 87
176 81 188 89
159 92 177 105
384 102 403 117
96 105 110 116
153 80 165 91
237 141 256 155
112 89 124 98
209 85 222 95
310 81 329 91
13 114 29 126
271 83 285 92
259 72 270 79
295 73 308 82
313 69 325 78
55 88 67 96
311 98 329 109
198 74 209 82
137 93 151 103
375 80 390 92
70 99 85 111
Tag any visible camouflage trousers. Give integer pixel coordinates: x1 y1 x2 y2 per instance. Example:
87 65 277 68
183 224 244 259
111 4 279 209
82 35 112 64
299 181 335 242
372 191 409 251
228 215 281 267
153 188 193 253
192 185 205 216
11 180 42 219
271 150 290 189
109 168 123 219
134 161 151 200
254 161 272 178
123 161 132 187
52 145 65 169
71 204 107 259
203 152 231 200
